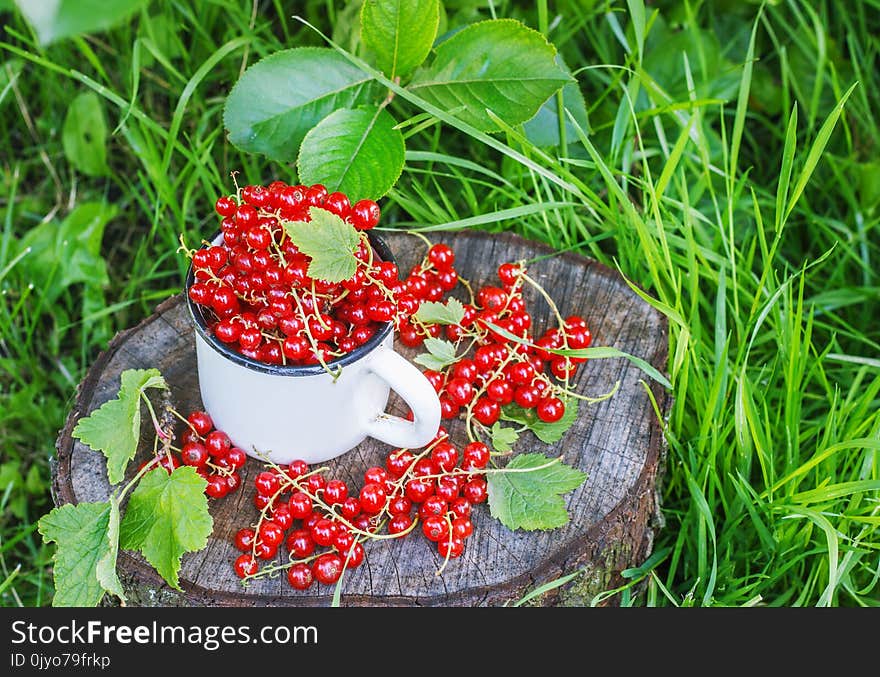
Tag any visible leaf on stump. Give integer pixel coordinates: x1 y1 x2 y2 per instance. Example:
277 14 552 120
487 453 586 531
119 466 212 590
72 368 167 485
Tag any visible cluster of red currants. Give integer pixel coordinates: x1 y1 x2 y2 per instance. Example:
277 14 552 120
411 259 591 427
232 429 489 590
187 181 393 367
140 409 245 499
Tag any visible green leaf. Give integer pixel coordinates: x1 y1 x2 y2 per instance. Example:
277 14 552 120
62 91 109 176
413 297 465 325
413 337 458 370
17 202 116 305
38 500 124 606
409 18 572 131
490 422 519 453
297 105 405 201
487 453 586 531
15 0 148 46
523 55 589 148
72 368 168 485
361 0 439 78
119 467 212 590
501 398 579 444
223 48 374 163
284 207 361 283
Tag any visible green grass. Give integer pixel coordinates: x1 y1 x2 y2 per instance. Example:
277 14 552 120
1 0 878 607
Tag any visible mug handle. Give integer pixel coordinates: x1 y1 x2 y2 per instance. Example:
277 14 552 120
362 346 442 449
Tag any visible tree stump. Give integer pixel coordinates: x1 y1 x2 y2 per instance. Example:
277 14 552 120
52 231 670 607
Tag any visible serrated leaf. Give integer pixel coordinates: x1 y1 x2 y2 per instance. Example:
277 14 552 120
361 0 439 78
487 453 586 531
38 500 123 606
62 91 109 176
490 422 519 453
119 467 212 590
297 106 405 201
409 19 572 131
501 398 579 444
413 297 465 325
95 497 125 602
15 0 148 45
72 368 168 485
284 207 361 283
523 54 590 148
413 337 457 370
223 48 374 163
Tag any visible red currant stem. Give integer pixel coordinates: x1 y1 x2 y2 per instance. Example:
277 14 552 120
176 233 196 259
117 436 162 502
463 348 518 443
435 513 455 576
241 551 325 584
290 288 339 379
165 405 200 436
229 170 241 196
140 392 170 441
308 281 331 330
404 229 434 250
554 379 621 403
520 271 573 390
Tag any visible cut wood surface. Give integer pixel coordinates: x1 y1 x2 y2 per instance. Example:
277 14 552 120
52 230 670 606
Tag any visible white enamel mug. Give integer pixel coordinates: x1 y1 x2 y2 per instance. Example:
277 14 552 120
185 233 441 465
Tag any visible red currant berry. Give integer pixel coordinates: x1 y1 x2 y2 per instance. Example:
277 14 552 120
310 518 338 547
427 243 455 271
340 497 362 520
359 483 387 515
422 515 450 542
205 474 229 499
438 536 465 559
536 396 565 423
418 495 448 520
430 442 458 472
405 478 434 503
452 517 473 539
254 470 281 497
187 410 213 436
287 563 313 590
215 196 237 217
463 442 490 469
350 199 380 230
445 378 474 407
270 503 294 531
234 528 256 552
286 529 314 559
312 553 344 585
180 442 208 468
450 497 471 519
472 396 501 425
225 447 247 470
259 520 285 548
234 554 258 578
463 478 488 504
323 479 348 505
288 491 313 519
363 466 388 486
497 262 522 287
389 513 413 535
205 430 232 457
386 449 415 477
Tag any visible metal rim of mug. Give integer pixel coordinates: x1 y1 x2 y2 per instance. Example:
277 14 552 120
184 230 396 377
